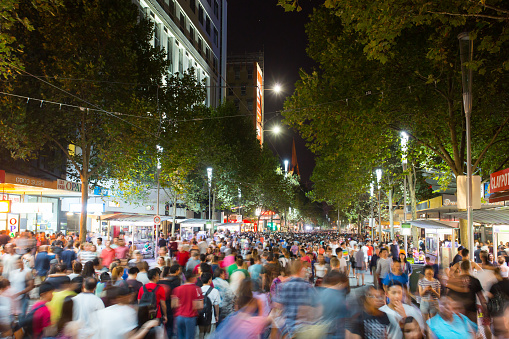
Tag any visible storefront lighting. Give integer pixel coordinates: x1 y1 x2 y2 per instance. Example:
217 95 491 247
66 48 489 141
0 200 11 213
66 212 74 216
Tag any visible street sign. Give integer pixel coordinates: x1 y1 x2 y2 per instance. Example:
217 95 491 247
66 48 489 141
401 223 411 236
154 215 161 225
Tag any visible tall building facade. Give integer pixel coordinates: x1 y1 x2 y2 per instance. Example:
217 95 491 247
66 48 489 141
137 0 227 106
225 52 265 143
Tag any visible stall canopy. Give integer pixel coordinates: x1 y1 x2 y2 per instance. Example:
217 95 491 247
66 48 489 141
408 219 459 229
101 213 175 223
446 208 509 225
179 219 219 226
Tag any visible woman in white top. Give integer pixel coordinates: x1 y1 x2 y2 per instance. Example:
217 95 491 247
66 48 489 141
314 254 328 286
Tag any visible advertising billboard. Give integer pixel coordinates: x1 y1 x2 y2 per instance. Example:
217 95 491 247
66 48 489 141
256 63 263 143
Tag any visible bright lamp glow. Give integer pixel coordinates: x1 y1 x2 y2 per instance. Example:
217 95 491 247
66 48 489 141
401 132 409 164
207 168 213 187
284 160 289 173
273 125 281 134
273 84 282 93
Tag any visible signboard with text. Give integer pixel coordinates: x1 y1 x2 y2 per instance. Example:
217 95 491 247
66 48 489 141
57 179 82 192
491 168 509 193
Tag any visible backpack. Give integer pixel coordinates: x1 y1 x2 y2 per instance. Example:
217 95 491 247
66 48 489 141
138 285 160 319
16 303 46 337
197 286 213 326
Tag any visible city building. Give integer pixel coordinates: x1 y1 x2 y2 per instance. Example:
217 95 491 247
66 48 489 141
0 0 228 237
138 0 227 106
225 52 265 143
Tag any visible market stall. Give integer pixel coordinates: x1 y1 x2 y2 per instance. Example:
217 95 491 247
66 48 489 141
216 222 242 234
179 219 218 240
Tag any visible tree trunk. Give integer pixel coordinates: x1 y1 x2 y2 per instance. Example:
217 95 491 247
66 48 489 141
408 166 419 247
389 187 394 240
459 217 468 248
171 192 178 236
80 174 89 243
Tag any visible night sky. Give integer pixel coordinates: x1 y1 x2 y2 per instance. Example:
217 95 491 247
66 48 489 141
227 0 316 186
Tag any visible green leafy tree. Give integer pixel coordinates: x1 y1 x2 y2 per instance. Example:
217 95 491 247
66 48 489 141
0 0 204 242
281 5 509 244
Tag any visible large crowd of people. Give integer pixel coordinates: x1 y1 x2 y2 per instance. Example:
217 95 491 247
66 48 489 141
0 229 509 338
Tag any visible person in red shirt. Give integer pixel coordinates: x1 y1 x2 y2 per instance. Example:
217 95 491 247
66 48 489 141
137 268 167 322
101 240 116 268
31 281 54 338
176 246 190 268
171 270 203 339
114 239 130 260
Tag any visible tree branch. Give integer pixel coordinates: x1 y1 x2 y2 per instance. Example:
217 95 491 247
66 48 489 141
482 3 509 15
49 137 82 176
473 111 509 169
426 10 507 20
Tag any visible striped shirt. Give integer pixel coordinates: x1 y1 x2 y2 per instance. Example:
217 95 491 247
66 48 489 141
79 251 97 264
418 277 440 300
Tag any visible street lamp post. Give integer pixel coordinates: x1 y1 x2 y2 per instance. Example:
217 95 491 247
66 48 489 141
370 182 374 239
401 132 409 254
458 32 474 259
207 167 213 235
376 169 383 241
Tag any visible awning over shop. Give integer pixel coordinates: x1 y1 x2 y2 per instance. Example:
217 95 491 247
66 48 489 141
101 213 175 222
446 208 509 224
179 219 219 226
408 219 458 229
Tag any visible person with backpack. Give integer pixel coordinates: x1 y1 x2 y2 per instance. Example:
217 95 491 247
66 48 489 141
171 269 203 339
137 268 167 323
27 281 54 338
198 272 221 338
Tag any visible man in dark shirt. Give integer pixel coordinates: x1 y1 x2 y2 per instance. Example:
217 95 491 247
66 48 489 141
123 266 143 303
347 285 390 338
390 240 399 259
35 245 51 278
60 244 77 271
474 245 482 263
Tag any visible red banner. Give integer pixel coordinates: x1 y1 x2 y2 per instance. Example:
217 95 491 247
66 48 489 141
490 168 509 193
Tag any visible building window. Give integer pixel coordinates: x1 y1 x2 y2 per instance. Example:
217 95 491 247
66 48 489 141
190 0 196 13
241 84 246 96
247 67 253 79
199 5 204 25
214 0 219 18
166 0 175 16
206 16 211 35
206 48 210 61
234 68 240 80
213 56 218 71
179 12 185 33
213 28 218 47
234 99 240 111
167 37 173 70
178 48 183 75
207 0 211 5
189 26 195 43
247 99 253 111
154 23 161 49
197 37 202 52
228 87 234 96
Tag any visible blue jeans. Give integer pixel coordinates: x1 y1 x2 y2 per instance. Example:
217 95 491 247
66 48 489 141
176 316 196 339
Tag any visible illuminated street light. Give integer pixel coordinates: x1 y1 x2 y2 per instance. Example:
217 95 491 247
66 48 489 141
376 168 382 189
273 84 282 93
284 160 289 174
272 125 281 134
